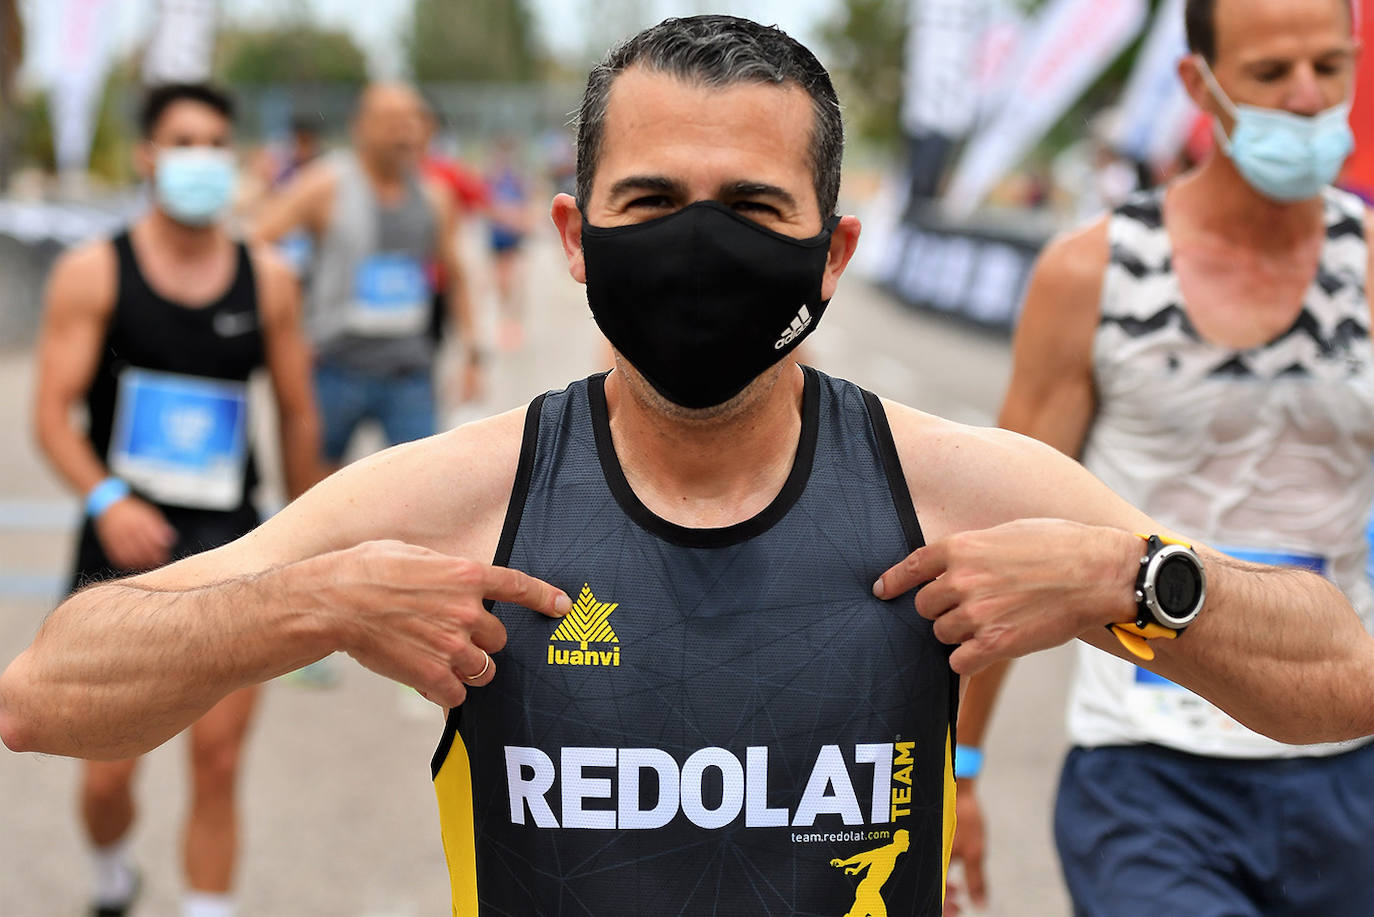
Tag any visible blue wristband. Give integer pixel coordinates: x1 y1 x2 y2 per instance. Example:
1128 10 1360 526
954 744 984 780
86 477 131 519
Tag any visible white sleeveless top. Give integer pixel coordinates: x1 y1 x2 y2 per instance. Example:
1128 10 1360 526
1069 187 1374 759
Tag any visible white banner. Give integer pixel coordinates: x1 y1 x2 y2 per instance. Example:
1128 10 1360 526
970 0 1026 124
1110 0 1198 168
50 0 117 177
943 0 1147 217
901 0 986 139
142 0 219 86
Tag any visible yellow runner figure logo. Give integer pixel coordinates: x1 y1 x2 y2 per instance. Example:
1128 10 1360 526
830 829 910 917
547 584 621 667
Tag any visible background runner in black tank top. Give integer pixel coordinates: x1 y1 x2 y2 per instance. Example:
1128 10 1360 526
433 367 959 917
71 231 265 590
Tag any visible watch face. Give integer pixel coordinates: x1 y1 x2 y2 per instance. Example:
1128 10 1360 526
1155 554 1203 621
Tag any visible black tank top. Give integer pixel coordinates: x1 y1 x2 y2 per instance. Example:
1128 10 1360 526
85 231 264 506
432 369 958 917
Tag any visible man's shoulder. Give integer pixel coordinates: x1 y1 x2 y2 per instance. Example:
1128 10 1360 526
879 399 1030 460
299 403 535 557
879 395 1104 538
1033 215 1112 292
46 237 118 316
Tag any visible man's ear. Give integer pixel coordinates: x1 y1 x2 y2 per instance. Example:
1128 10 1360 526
1178 54 1233 126
820 215 862 302
550 193 586 284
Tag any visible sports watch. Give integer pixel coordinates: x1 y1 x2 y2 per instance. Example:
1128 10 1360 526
1109 534 1207 662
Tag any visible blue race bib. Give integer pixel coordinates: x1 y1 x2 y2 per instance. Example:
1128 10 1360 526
109 369 249 510
346 252 430 336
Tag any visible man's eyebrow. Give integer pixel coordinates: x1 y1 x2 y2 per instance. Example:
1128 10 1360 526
607 175 688 199
720 180 798 208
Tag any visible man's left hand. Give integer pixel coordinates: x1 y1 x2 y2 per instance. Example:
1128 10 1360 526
874 519 1139 674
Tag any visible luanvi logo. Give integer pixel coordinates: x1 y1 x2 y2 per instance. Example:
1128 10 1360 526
774 304 813 349
547 584 620 667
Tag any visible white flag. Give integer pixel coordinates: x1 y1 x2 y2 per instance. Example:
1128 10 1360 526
943 0 1147 217
1110 0 1198 168
143 0 219 86
901 0 987 139
50 0 117 177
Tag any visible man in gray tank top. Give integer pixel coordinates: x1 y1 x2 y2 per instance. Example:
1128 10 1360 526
951 2 1374 915
254 83 480 466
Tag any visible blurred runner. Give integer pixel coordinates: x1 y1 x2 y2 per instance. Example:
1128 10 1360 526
254 82 477 467
274 114 324 189
486 135 534 350
31 83 320 917
949 1 1374 914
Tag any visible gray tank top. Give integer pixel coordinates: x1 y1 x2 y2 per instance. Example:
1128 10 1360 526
307 151 438 374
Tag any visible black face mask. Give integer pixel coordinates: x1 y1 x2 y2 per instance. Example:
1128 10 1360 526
581 200 840 409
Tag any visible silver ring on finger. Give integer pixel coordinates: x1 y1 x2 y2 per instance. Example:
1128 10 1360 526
462 652 491 683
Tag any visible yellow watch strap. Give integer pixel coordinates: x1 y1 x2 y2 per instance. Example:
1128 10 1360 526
1110 621 1181 661
1135 533 1192 548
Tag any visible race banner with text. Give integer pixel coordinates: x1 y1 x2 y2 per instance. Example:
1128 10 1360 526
943 0 1147 218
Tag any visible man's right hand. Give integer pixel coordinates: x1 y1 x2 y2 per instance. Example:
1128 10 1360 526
95 496 176 571
308 541 571 708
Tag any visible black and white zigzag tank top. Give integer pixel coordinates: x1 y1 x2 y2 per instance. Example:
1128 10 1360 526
1070 188 1374 759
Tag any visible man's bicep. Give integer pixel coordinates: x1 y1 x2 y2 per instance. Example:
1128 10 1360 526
135 409 529 591
36 245 115 404
893 409 1176 544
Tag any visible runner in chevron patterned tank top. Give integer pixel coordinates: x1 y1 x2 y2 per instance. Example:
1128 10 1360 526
953 1 1374 913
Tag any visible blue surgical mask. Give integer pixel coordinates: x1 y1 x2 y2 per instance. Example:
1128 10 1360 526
154 148 237 226
1196 56 1354 203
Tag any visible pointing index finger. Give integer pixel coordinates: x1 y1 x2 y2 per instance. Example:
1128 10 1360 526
482 565 572 618
874 541 949 600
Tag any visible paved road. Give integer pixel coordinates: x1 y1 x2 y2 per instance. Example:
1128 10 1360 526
0 227 1073 916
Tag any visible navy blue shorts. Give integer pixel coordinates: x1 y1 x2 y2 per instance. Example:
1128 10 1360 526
1055 742 1374 916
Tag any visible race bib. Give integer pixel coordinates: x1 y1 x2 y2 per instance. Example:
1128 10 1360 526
345 252 430 336
108 369 249 511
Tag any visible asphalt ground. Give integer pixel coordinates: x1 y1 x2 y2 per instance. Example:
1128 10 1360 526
0 224 1073 916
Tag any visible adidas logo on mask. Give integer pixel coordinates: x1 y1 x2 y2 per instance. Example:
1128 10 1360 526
774 305 813 350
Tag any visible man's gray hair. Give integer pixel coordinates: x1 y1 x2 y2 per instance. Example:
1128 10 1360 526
575 15 844 217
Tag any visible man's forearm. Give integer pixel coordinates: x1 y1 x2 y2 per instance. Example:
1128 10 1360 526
878 518 1374 747
0 562 333 759
1094 550 1374 745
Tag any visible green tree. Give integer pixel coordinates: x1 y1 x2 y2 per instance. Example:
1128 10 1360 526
406 0 541 82
820 0 909 147
0 0 24 189
216 27 368 85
